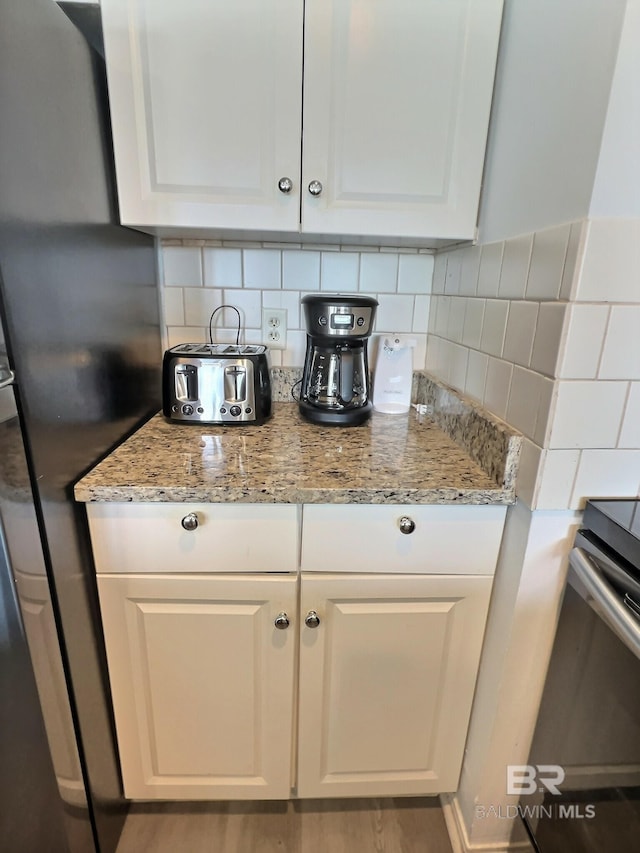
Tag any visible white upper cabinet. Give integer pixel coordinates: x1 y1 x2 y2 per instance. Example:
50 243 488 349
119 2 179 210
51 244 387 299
102 0 503 241
102 0 303 231
301 0 503 240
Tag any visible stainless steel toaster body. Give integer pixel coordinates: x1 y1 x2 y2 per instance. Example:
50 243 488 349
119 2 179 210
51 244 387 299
162 344 272 425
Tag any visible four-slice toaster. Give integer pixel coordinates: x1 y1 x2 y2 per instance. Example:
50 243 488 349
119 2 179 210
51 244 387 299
162 344 272 425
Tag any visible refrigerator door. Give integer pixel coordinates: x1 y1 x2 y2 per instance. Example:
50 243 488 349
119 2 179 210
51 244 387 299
0 0 163 851
0 372 94 852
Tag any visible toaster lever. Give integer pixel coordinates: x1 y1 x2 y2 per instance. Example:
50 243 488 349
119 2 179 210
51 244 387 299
175 364 198 401
224 365 247 402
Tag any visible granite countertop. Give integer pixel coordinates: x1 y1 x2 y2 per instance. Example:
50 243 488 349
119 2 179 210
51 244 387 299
74 375 522 505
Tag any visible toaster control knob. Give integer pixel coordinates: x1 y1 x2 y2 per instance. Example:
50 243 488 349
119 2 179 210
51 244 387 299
230 405 242 417
182 404 194 415
181 513 199 531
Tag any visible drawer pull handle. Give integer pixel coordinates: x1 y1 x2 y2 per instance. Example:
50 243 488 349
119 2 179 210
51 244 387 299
181 512 199 531
274 612 290 630
398 516 416 535
305 610 320 629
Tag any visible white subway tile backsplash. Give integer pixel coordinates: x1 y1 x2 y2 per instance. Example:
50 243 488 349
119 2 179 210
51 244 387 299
203 248 242 288
166 326 207 348
559 221 584 300
458 245 481 296
183 286 223 327
599 305 640 379
283 329 307 366
449 343 469 391
506 366 543 440
447 297 466 344
262 289 301 329
223 289 262 328
502 301 539 367
435 296 451 337
321 252 359 292
558 304 609 379
534 375 555 447
412 295 431 334
462 299 485 349
282 250 320 291
476 242 504 297
480 299 509 357
163 247 203 287
432 253 447 295
163 287 184 326
397 254 434 294
497 234 533 299
571 449 640 509
483 357 512 421
444 250 463 295
243 249 281 290
375 294 415 333
465 350 488 402
576 219 640 302
516 439 543 508
526 223 570 301
360 253 398 293
536 449 580 509
530 302 567 377
619 383 640 448
549 381 629 449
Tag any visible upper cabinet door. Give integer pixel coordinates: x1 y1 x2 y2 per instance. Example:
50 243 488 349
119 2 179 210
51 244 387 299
301 0 504 240
102 0 303 230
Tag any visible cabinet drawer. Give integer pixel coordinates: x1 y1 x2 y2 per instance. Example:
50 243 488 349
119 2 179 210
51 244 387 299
87 503 300 573
301 504 506 574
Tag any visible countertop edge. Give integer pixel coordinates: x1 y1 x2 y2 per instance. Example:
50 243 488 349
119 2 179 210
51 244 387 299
74 485 516 506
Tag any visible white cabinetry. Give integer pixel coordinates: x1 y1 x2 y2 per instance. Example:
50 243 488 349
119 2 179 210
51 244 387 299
97 573 297 800
87 501 504 800
102 0 503 241
297 572 493 797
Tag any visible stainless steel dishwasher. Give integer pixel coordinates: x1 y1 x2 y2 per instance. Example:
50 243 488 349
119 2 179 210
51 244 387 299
523 499 640 852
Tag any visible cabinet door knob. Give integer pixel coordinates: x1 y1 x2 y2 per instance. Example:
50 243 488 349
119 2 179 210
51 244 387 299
274 612 290 630
307 180 323 197
181 512 199 531
304 610 321 628
398 515 416 535
278 176 293 194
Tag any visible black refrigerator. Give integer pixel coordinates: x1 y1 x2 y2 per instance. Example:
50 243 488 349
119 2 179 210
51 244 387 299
0 1 162 851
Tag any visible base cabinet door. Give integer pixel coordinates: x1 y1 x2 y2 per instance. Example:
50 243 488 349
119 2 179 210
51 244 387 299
296 573 493 797
97 573 297 800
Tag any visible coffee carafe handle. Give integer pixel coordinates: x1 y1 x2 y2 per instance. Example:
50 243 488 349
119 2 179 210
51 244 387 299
339 348 354 404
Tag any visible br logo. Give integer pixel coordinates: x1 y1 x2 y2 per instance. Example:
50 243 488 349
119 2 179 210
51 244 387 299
507 765 565 796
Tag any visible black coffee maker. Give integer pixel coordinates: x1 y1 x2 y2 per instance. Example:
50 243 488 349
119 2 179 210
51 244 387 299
299 294 378 426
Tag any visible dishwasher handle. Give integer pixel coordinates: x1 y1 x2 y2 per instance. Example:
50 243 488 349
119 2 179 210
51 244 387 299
569 545 640 661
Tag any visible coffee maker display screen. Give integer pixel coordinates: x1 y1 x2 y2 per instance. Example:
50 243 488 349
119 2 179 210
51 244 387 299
331 313 354 329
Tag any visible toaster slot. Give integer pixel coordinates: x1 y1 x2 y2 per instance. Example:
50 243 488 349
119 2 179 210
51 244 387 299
224 365 247 402
175 364 198 401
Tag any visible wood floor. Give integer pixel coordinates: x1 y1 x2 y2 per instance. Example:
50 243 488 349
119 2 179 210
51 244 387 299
115 798 454 853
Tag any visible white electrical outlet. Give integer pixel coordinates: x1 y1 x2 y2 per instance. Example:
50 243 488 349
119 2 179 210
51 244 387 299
261 307 287 350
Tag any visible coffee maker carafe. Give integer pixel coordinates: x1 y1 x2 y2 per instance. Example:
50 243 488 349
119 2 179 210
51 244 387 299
299 294 378 426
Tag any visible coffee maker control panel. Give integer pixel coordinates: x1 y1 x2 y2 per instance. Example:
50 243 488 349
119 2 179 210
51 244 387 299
303 294 377 339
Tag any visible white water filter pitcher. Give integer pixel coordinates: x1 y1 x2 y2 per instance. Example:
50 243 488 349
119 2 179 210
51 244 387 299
372 336 416 414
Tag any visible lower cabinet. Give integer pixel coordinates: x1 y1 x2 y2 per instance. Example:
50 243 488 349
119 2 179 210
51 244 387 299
297 573 493 798
97 573 297 800
97 569 493 800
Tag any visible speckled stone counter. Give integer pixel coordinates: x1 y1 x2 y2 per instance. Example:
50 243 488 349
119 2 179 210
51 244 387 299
75 379 522 505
